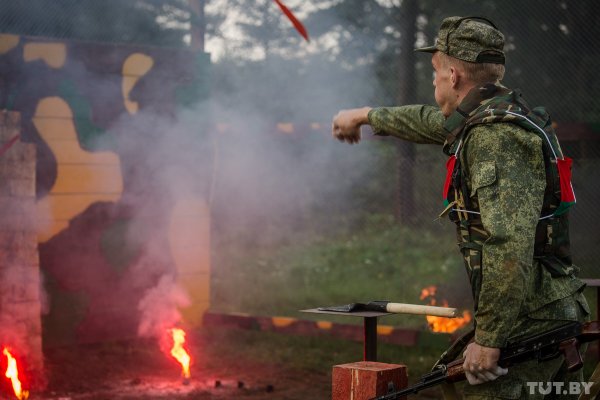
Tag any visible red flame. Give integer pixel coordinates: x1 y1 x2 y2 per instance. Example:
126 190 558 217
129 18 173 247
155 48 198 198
170 328 191 379
420 286 472 333
3 348 28 400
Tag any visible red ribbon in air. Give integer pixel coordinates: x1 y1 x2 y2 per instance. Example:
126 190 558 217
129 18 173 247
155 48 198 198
273 0 309 42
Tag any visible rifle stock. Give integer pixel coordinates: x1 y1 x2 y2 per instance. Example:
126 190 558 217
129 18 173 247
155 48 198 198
372 321 600 400
445 358 466 383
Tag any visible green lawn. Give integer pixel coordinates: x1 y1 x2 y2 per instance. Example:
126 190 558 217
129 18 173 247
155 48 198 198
200 323 599 397
209 212 599 393
212 214 469 328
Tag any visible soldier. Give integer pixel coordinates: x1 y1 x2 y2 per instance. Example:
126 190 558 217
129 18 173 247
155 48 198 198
332 16 589 399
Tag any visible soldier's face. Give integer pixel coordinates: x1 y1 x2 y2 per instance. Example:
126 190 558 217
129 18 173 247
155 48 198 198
431 52 455 117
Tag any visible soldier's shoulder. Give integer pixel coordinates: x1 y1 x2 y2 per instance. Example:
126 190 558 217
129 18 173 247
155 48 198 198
467 122 542 151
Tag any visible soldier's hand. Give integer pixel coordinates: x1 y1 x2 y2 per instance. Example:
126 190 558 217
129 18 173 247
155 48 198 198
331 107 371 144
463 342 508 385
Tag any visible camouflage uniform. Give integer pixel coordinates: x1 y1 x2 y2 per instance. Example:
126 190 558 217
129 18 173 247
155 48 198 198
366 16 589 399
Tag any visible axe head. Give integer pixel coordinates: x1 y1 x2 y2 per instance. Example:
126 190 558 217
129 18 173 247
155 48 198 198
317 301 389 313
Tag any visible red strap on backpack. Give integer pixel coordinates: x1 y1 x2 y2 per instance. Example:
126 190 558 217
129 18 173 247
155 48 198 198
443 155 457 206
554 156 576 215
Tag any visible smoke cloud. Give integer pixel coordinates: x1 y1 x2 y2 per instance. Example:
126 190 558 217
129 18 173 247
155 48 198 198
37 1 389 340
137 275 191 339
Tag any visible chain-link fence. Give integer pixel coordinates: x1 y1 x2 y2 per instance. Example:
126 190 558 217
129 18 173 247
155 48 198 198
209 1 600 280
1 0 598 291
370 0 600 277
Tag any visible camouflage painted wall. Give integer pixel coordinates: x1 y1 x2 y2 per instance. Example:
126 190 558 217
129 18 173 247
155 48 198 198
0 34 211 346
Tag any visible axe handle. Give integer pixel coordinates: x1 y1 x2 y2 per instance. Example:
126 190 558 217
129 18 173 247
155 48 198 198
386 303 457 317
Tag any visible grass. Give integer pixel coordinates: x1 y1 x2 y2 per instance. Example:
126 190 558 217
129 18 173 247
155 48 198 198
199 324 600 395
212 214 468 328
209 212 600 394
201 325 452 383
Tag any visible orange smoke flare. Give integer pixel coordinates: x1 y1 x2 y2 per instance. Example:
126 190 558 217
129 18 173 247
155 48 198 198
419 285 437 301
420 286 471 333
170 328 191 379
3 348 29 400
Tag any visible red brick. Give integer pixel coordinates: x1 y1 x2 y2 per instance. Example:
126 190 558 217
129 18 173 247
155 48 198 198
332 361 407 400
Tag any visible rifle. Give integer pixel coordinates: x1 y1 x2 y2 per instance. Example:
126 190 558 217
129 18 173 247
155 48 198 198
372 320 600 400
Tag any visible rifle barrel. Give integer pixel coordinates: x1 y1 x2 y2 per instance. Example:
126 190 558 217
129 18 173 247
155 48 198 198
371 321 598 400
372 368 448 400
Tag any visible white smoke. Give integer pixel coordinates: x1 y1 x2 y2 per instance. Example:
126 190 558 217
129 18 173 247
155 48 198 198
137 275 191 339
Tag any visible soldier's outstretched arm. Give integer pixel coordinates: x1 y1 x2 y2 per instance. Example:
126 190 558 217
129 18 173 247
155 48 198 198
332 105 446 145
332 107 371 144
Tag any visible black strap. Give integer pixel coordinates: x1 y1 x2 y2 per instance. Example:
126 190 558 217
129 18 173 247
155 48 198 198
459 242 483 251
476 52 506 64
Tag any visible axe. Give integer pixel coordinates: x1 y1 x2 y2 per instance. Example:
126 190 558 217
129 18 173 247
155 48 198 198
318 300 457 317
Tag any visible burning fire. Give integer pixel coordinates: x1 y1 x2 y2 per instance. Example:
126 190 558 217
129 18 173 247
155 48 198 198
420 285 472 333
170 328 191 379
3 348 28 400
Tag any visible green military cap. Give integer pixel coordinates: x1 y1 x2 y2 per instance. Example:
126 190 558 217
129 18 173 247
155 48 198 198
416 16 505 64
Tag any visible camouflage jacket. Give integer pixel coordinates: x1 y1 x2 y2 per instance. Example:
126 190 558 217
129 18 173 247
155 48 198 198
368 88 585 348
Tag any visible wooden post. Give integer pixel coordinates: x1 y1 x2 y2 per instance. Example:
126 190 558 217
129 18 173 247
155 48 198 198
0 111 45 389
332 361 407 400
364 317 378 361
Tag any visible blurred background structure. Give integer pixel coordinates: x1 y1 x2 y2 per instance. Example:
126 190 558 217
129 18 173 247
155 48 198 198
0 0 598 350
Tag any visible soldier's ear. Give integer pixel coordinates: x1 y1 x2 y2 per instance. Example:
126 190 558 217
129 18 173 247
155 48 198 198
450 66 460 88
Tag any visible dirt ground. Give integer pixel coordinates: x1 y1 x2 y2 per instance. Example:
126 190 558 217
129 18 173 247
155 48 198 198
33 331 332 400
22 327 447 400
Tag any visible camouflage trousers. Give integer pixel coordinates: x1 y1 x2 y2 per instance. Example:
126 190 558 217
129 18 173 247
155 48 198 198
462 291 590 400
